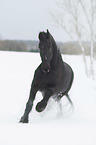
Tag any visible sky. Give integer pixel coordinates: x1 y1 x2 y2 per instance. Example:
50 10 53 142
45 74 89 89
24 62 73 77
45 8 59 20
0 0 70 42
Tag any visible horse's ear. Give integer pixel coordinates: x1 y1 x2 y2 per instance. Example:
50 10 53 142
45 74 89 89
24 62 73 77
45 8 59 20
47 29 50 39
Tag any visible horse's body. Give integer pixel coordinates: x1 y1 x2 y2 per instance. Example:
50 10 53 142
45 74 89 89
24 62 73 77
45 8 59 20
20 30 74 123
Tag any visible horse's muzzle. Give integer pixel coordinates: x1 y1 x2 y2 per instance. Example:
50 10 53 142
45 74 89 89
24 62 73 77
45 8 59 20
41 64 50 73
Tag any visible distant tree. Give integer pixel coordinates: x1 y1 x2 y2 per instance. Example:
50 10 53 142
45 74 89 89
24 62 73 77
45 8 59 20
51 0 96 79
79 0 96 78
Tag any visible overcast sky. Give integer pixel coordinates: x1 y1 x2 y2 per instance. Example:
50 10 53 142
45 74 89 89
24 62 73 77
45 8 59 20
0 0 70 42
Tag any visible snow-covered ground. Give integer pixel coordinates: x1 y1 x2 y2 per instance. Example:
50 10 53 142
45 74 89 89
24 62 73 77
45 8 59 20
0 51 96 145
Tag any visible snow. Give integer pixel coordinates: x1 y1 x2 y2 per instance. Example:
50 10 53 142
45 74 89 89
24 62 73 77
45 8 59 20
0 51 96 145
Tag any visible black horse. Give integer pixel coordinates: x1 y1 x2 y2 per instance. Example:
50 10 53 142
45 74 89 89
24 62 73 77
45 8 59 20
20 30 74 123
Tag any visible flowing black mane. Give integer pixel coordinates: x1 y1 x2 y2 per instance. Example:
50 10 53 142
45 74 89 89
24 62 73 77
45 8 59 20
20 29 74 123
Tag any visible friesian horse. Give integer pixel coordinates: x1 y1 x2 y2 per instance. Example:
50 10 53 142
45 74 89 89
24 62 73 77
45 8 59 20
20 29 74 123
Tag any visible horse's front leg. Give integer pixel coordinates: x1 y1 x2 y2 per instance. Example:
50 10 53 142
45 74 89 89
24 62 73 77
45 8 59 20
20 82 38 123
36 88 55 112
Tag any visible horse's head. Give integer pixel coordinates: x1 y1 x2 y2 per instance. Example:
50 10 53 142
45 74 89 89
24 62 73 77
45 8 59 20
38 29 53 73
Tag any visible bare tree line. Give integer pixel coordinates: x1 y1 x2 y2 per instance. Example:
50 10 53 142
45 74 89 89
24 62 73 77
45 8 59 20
0 40 27 52
51 0 96 79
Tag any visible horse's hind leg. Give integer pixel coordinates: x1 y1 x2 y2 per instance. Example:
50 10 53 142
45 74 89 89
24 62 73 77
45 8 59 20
56 99 64 118
56 93 74 116
57 93 74 109
66 93 73 107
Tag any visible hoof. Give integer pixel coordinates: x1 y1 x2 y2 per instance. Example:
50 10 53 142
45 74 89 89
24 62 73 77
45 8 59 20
36 100 47 112
19 116 29 123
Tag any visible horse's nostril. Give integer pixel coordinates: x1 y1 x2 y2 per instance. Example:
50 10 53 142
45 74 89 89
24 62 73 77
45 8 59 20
44 68 48 72
42 67 49 73
41 64 50 73
43 68 50 73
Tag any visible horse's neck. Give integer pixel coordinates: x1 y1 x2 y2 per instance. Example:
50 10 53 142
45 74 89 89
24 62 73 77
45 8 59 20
51 40 63 67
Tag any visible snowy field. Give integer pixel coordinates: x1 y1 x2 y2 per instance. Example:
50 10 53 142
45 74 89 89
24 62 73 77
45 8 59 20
0 51 96 145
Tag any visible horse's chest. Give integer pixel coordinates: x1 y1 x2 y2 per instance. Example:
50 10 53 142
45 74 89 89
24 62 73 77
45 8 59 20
39 72 57 91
